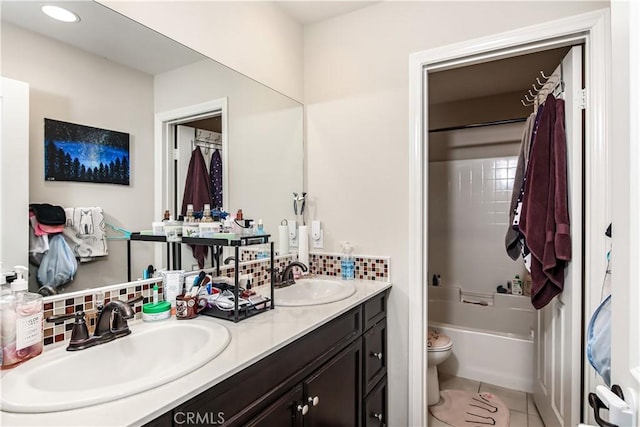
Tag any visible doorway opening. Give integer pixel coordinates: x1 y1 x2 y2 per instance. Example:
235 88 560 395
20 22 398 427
153 98 228 270
426 45 582 427
408 10 610 427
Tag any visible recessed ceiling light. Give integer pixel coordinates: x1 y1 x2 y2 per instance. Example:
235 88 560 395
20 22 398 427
41 5 80 23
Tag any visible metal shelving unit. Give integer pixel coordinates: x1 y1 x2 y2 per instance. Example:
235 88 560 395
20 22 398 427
127 232 181 281
182 234 274 322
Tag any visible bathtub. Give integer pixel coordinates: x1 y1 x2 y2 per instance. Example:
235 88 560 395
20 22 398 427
428 285 535 392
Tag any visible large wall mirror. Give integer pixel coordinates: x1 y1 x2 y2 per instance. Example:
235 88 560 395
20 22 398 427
1 1 303 294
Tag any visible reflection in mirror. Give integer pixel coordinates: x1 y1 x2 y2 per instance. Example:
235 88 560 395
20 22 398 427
0 1 303 295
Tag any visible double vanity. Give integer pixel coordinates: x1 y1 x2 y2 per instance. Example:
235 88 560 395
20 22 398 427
0 278 390 426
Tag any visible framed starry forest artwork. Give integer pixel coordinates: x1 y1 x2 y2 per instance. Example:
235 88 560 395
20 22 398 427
44 118 130 185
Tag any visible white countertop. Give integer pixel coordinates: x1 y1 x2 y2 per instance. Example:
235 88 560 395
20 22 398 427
1 279 391 427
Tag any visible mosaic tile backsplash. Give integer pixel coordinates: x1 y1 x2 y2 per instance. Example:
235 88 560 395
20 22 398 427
41 251 389 347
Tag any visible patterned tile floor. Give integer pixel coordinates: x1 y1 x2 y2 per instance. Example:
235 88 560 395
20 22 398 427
428 374 545 427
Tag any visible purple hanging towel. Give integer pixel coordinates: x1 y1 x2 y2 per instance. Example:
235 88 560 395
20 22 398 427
181 148 211 268
519 95 571 310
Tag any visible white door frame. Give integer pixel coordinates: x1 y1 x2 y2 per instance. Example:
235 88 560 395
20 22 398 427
153 98 228 267
408 9 611 426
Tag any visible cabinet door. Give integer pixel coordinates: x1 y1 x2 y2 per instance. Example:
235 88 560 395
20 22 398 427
304 339 362 427
364 377 387 427
142 410 173 427
246 384 304 427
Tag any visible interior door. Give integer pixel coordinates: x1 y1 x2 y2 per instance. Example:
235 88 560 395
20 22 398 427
533 45 583 427
0 77 30 270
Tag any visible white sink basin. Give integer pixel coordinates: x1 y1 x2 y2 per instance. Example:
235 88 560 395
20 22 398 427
275 278 356 306
1 319 230 413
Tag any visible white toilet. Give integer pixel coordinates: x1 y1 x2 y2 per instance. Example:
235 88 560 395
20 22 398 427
427 328 453 406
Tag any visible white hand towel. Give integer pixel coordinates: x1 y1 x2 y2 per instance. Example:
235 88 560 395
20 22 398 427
63 207 108 262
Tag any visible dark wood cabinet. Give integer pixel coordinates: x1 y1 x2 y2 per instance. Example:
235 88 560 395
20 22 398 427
363 319 386 394
363 376 387 427
245 384 304 427
303 339 362 427
149 289 389 427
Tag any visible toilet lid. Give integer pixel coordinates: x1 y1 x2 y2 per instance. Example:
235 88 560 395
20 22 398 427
427 329 452 351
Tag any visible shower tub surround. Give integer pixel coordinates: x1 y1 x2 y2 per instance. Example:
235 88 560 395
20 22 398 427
428 156 524 295
40 251 390 347
428 285 535 392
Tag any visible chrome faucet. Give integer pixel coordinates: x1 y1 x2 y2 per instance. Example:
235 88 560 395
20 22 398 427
275 261 308 288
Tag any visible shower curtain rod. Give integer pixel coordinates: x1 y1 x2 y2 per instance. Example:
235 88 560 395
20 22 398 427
428 117 527 133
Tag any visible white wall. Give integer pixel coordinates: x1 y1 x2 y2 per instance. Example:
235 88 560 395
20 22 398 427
1 23 155 292
99 0 304 103
303 2 608 425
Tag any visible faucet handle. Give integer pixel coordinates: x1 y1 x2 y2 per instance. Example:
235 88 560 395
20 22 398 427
126 294 144 306
69 311 90 345
46 312 77 323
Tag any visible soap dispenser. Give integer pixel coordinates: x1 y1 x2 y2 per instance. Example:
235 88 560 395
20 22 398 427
340 242 355 280
1 266 43 369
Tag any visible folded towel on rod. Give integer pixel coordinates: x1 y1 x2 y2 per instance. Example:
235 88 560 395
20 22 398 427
63 207 108 262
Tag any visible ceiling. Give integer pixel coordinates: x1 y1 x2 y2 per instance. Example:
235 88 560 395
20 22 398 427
275 1 379 25
2 1 572 105
429 47 571 104
1 0 204 76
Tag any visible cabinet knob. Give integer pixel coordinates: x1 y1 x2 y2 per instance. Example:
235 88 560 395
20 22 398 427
308 395 320 406
297 404 309 415
371 412 383 421
371 351 383 360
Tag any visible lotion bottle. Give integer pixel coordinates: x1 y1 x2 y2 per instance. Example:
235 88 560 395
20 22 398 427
512 274 523 296
1 266 43 369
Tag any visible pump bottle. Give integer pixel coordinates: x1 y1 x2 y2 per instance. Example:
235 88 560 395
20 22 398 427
1 266 44 369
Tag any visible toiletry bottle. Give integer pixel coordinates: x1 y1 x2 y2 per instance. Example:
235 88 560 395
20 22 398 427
512 274 523 295
255 219 266 236
255 219 269 259
163 209 171 221
233 210 244 234
1 266 43 369
341 242 355 280
186 204 194 222
202 204 213 222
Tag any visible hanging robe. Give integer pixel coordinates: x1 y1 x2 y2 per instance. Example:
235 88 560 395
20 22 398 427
181 148 211 267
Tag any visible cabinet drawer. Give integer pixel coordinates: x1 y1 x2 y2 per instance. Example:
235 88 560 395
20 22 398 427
363 290 388 331
363 319 386 394
364 376 387 427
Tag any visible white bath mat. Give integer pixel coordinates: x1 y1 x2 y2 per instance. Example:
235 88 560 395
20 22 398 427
429 389 510 427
